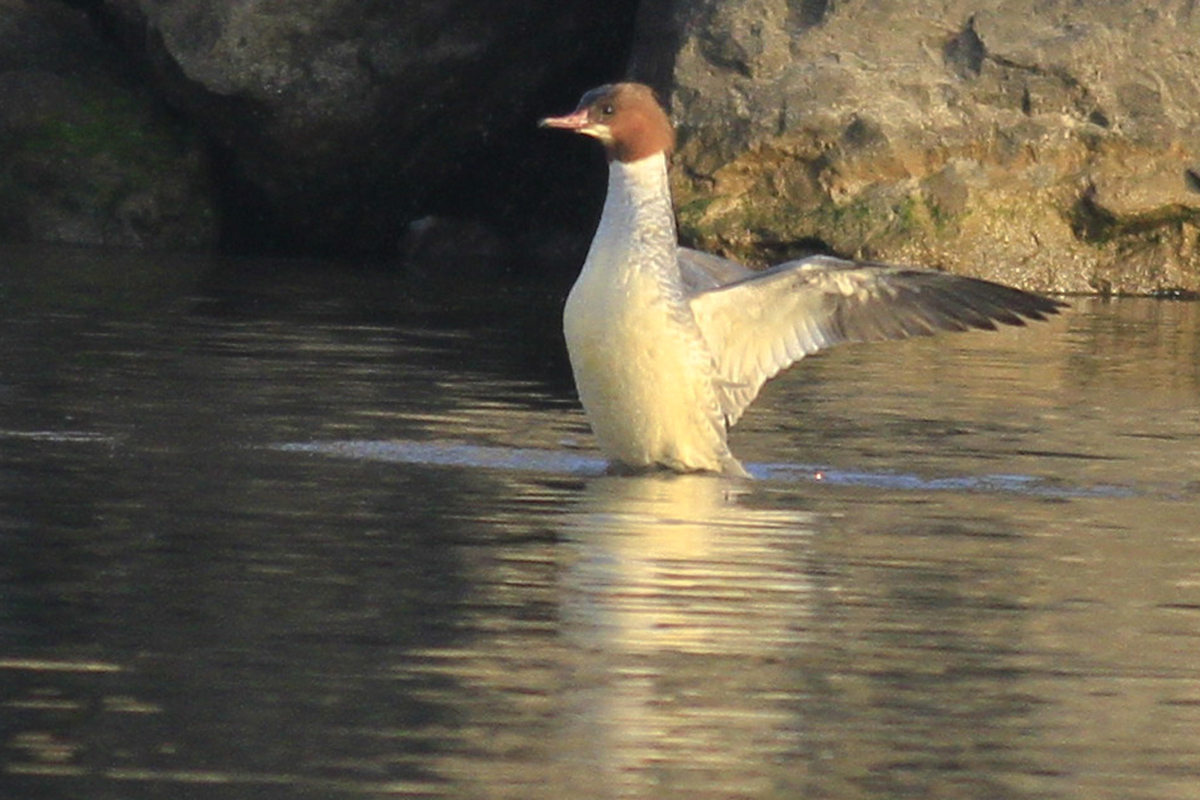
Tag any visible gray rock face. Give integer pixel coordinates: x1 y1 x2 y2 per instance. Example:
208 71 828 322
6 0 1198 294
100 0 636 254
639 0 1200 294
0 0 216 250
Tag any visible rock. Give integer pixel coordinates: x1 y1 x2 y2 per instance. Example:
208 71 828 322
0 0 217 250
637 0 1200 294
11 0 1196 292
99 0 639 256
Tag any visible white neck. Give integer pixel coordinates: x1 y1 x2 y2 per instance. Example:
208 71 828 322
582 152 677 280
605 151 673 215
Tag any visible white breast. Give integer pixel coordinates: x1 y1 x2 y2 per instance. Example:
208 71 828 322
563 154 737 474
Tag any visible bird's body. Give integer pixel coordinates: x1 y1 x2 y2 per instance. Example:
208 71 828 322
564 152 742 474
541 83 1064 477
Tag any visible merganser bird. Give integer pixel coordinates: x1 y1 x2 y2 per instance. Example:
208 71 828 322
540 82 1065 478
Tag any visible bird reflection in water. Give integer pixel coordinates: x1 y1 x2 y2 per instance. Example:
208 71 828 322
555 474 819 796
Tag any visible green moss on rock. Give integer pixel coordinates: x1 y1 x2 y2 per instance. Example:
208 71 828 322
0 75 217 250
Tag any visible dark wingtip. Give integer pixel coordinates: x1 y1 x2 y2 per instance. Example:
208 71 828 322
859 274 1067 344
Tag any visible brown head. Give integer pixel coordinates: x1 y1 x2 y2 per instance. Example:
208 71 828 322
539 83 675 163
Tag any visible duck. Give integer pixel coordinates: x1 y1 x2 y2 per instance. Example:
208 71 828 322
540 82 1065 478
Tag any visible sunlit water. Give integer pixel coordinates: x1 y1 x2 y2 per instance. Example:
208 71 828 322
3 244 1200 799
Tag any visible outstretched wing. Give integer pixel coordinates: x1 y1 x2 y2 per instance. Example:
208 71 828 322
687 253 1066 427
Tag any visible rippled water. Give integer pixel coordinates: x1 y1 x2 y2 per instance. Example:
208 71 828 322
2 244 1200 799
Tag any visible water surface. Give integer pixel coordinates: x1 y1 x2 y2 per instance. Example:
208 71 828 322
2 244 1199 799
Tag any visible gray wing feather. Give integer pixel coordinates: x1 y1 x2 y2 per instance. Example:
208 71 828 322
687 253 1065 427
678 247 755 293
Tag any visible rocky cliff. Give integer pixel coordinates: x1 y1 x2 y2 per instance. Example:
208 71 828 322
97 0 637 256
640 0 1200 294
2 0 1199 294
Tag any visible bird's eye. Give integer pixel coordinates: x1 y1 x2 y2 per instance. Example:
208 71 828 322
601 103 615 116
